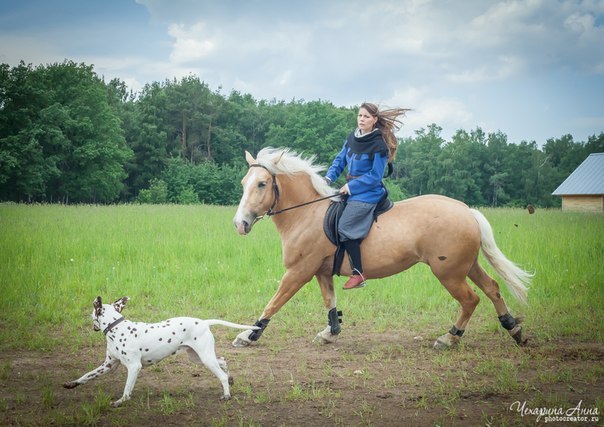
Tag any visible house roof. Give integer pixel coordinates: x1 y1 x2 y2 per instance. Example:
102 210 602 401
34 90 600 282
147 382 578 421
552 153 604 196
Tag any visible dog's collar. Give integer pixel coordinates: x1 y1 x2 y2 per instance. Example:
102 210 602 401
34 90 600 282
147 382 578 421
103 317 125 335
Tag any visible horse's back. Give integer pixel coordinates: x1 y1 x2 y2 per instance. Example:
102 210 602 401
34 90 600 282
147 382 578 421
362 194 481 276
395 194 469 209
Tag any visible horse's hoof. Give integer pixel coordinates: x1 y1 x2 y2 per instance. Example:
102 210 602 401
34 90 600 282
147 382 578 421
511 326 528 346
313 334 337 344
232 330 253 348
433 339 450 350
232 337 250 348
433 333 460 350
313 326 339 344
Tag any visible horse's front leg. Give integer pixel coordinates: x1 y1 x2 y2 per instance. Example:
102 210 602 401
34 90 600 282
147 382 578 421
232 268 313 347
313 266 343 344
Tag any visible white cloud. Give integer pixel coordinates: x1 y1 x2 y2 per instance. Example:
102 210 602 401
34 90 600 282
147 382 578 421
392 91 474 139
2 0 602 144
168 23 216 64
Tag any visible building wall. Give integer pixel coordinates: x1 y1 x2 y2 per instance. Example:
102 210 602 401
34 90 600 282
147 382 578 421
561 195 604 212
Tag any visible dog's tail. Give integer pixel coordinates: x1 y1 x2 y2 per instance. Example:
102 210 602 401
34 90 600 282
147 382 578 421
205 320 261 330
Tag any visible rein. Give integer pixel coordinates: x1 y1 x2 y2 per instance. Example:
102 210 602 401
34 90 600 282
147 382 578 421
249 164 339 221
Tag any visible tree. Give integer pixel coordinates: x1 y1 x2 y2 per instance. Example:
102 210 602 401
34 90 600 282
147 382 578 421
395 124 445 196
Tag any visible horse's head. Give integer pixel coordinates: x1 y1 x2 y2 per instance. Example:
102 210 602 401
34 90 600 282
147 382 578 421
233 151 277 235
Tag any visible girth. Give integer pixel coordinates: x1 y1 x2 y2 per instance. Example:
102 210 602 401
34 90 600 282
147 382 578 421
323 191 394 276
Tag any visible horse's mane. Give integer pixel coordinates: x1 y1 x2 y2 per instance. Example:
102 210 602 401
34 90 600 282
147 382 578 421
255 147 336 198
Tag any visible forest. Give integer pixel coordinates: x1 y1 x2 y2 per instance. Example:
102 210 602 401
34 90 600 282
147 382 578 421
1 60 602 206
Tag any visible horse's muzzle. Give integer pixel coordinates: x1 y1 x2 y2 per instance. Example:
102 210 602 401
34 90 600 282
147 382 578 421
235 219 250 235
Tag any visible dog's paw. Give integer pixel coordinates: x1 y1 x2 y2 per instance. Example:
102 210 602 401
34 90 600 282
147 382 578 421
220 394 231 401
63 381 79 389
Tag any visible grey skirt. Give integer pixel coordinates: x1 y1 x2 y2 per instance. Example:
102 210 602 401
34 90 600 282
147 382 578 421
337 200 377 241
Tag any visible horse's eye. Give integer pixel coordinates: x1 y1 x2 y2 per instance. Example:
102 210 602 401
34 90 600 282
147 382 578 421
258 181 267 189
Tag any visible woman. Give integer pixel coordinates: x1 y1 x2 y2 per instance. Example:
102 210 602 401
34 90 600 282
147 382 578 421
325 102 409 289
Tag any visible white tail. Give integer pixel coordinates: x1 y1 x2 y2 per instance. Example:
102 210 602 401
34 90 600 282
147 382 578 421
205 320 260 330
470 209 533 304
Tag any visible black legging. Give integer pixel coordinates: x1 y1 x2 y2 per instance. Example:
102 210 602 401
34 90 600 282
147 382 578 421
343 239 363 275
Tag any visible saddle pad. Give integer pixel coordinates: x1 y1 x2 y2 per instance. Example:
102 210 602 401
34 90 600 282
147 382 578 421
323 196 394 275
323 201 346 246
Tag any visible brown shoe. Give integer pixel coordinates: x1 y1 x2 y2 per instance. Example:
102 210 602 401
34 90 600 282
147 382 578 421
343 274 366 290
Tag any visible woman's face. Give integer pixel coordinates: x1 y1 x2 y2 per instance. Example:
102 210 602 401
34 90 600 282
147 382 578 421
357 107 378 134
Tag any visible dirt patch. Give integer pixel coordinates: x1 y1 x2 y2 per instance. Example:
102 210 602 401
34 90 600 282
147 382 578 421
1 328 602 426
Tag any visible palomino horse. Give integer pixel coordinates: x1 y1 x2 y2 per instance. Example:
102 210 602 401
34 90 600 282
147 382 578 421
232 148 532 349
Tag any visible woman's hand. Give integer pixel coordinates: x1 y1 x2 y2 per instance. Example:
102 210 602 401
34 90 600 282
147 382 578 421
339 184 350 195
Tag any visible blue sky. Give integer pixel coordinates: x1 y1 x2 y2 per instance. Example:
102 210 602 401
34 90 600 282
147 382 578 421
1 0 603 146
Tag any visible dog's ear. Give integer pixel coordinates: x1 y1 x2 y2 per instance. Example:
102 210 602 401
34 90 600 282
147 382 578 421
93 296 103 317
112 296 129 313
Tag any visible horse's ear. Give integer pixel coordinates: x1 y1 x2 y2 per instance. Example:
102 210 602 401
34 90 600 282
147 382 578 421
245 151 256 165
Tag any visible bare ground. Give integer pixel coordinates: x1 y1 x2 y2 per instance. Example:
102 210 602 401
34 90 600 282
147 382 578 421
1 326 603 426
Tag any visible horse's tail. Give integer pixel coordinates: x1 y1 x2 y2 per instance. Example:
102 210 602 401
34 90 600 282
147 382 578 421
470 209 532 305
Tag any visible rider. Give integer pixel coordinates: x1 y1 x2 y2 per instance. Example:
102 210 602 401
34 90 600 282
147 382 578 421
325 102 408 290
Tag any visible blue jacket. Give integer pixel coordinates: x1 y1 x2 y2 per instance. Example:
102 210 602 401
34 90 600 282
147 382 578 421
326 130 388 204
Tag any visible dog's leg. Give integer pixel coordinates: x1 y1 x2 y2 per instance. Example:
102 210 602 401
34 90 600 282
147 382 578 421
112 361 141 407
217 357 234 386
63 353 119 389
187 344 231 400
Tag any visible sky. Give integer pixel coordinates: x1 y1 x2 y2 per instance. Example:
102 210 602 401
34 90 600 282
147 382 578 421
1 0 603 146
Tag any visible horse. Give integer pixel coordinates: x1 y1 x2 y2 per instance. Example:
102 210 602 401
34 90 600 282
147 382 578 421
232 147 532 349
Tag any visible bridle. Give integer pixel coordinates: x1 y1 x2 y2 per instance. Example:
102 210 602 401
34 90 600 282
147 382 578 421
249 164 339 223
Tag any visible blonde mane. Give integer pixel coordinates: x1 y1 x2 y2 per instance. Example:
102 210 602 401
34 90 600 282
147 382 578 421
255 147 336 198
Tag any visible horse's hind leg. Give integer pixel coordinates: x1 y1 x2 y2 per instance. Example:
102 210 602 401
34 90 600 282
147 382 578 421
434 276 480 349
468 261 526 345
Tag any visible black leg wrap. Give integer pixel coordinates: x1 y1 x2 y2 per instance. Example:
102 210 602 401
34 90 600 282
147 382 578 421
449 325 465 337
248 319 270 341
328 308 343 335
498 313 516 330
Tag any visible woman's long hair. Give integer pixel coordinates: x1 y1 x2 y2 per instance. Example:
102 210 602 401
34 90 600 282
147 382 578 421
361 102 410 162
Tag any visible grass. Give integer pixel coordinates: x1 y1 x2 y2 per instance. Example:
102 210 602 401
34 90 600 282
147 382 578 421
2 203 602 351
0 203 602 425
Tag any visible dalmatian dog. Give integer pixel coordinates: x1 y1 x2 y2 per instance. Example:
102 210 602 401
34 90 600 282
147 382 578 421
64 296 259 407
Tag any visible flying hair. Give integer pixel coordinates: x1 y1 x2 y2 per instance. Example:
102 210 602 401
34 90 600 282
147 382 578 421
361 102 411 162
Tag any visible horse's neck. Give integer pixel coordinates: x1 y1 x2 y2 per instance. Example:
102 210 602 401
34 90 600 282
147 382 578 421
271 174 320 232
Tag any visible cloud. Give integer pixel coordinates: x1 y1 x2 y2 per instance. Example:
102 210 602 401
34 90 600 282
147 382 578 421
2 0 602 144
168 23 216 64
386 87 473 138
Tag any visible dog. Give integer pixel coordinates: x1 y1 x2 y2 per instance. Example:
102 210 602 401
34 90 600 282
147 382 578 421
64 296 259 407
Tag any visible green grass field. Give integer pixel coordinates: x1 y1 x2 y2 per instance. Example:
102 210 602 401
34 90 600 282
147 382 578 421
0 203 602 350
0 203 602 426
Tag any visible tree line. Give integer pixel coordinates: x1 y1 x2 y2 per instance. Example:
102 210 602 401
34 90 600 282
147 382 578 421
1 60 602 206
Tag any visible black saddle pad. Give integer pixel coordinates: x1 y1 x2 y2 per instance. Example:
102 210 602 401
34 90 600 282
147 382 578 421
323 193 394 275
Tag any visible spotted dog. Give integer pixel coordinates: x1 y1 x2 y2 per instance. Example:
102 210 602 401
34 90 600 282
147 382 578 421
64 296 259 407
